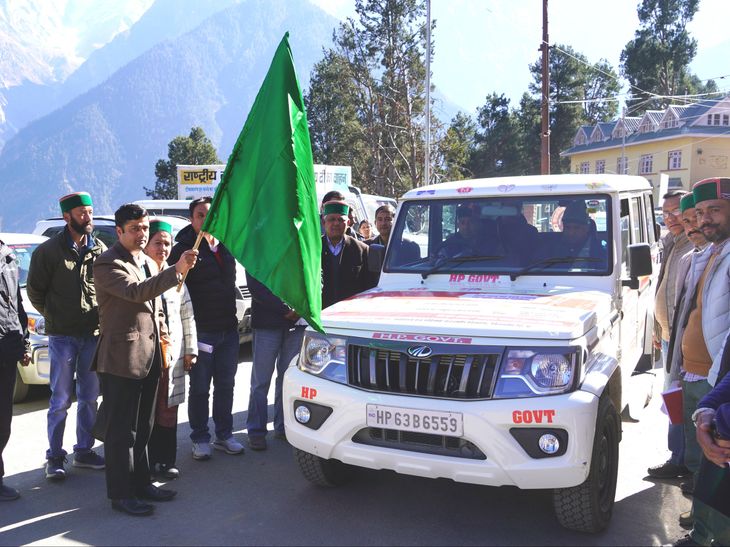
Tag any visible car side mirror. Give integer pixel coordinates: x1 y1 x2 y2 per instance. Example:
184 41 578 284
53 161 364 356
622 243 652 289
368 243 385 273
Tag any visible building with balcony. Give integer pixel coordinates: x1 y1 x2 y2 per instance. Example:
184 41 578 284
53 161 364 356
561 96 730 193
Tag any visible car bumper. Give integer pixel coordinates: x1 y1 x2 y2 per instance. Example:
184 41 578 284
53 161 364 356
284 367 599 489
17 338 50 385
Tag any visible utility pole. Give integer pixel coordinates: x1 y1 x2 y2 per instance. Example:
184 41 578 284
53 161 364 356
540 0 550 175
424 0 431 187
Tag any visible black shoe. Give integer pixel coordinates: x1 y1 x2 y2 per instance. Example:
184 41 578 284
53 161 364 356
136 484 176 502
0 483 20 501
679 511 693 530
249 436 267 451
647 461 691 479
111 498 154 516
45 456 67 481
680 476 695 495
672 534 701 546
157 464 180 480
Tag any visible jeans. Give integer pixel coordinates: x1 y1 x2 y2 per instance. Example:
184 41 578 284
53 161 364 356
662 339 685 466
188 328 239 443
47 335 99 458
682 379 712 474
247 326 305 438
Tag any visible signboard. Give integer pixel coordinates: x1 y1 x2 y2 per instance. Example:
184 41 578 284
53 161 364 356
177 164 226 200
313 164 351 191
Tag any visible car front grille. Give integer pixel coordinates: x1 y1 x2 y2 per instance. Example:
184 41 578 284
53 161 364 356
347 345 498 399
352 427 486 460
238 285 251 299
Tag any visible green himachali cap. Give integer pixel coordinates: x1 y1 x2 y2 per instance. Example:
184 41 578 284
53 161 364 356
692 177 730 205
679 193 695 213
59 192 92 213
149 220 172 236
322 201 349 217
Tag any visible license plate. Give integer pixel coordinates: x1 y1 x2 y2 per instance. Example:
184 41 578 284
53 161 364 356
366 404 463 436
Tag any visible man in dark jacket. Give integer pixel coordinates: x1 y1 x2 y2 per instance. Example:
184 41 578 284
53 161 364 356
245 273 305 451
27 192 107 480
321 201 373 309
169 197 244 460
0 239 31 501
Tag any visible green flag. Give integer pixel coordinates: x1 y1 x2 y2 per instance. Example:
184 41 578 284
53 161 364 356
202 33 323 333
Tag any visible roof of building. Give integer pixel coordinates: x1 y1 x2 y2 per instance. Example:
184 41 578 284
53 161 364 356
564 96 730 156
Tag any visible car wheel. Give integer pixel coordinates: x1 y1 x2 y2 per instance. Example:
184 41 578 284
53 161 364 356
552 394 620 533
293 447 354 487
12 368 29 403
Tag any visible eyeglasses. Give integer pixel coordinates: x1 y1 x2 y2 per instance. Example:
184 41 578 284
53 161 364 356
662 208 681 218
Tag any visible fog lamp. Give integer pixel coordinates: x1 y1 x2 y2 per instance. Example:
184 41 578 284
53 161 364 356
538 433 560 454
295 405 311 424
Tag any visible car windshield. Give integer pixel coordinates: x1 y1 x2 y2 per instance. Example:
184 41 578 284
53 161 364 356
383 194 613 277
7 243 41 287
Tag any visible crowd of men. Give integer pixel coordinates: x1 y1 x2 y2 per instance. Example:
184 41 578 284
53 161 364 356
2 179 730 542
650 179 730 547
0 190 387 516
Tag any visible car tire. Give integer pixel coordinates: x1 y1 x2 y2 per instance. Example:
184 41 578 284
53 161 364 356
552 394 620 533
13 368 29 404
293 447 354 487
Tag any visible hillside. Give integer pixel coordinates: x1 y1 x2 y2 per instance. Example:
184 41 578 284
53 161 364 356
0 0 336 231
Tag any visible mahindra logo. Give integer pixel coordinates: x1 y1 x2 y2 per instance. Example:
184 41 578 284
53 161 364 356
407 345 433 358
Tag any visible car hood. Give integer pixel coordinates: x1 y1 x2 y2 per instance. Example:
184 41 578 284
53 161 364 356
321 286 613 341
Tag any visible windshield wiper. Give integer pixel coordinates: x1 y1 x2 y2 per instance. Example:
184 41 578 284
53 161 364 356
421 255 504 280
509 256 601 281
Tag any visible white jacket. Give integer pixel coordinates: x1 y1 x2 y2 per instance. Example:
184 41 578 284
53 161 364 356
160 264 197 406
675 242 730 386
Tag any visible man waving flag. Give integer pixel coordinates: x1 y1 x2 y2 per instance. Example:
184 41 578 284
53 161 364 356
201 32 323 333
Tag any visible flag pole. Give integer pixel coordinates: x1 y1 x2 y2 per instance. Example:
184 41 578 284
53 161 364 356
176 230 205 292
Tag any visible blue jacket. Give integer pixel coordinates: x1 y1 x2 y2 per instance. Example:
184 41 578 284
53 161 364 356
246 273 296 330
699 370 730 410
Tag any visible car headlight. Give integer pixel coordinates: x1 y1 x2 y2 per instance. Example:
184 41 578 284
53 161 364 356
28 314 45 335
493 348 579 398
297 333 348 384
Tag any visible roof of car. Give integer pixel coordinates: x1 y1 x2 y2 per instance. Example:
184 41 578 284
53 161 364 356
0 232 48 244
401 174 652 201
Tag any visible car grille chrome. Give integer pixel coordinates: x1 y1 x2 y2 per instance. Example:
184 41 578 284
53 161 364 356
352 427 486 460
347 345 499 399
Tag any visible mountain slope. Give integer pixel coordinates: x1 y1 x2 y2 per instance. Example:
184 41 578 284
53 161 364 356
0 0 240 149
0 0 336 231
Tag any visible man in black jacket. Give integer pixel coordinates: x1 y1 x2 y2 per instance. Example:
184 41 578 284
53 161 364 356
321 201 373 309
169 197 244 460
0 239 31 501
245 274 305 451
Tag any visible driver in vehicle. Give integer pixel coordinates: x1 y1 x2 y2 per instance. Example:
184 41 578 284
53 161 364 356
546 201 606 262
437 206 502 259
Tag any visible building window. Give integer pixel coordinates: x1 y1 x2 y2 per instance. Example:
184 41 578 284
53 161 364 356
580 161 590 174
708 114 713 125
617 156 628 174
596 159 606 174
639 154 653 175
668 150 682 170
724 114 730 126
714 114 722 125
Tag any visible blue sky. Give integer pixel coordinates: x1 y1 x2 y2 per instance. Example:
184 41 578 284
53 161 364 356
312 0 730 120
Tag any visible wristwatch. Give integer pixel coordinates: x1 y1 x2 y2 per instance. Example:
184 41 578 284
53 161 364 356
692 407 715 426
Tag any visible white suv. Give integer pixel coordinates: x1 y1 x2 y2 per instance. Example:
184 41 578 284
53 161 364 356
283 174 660 533
0 232 51 402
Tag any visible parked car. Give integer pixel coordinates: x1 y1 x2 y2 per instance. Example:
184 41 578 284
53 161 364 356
0 233 51 403
32 216 252 344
